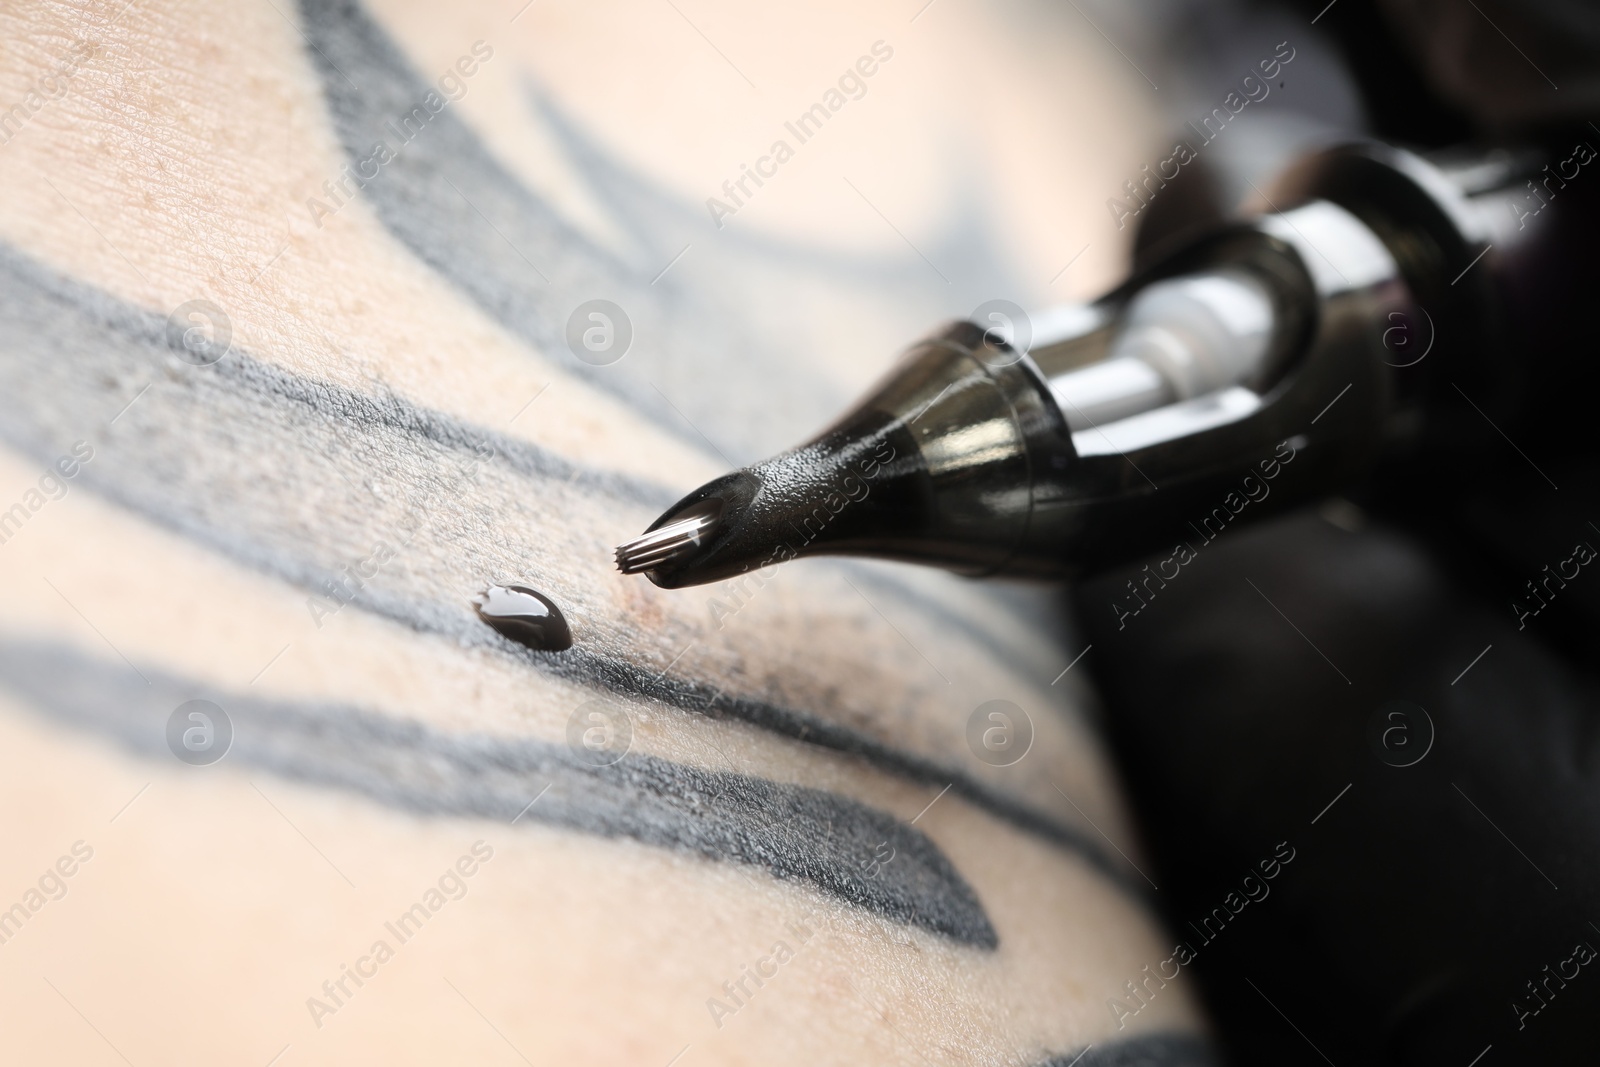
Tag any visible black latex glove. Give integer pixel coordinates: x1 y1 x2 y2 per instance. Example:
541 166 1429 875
1076 462 1600 1066
1078 0 1600 1047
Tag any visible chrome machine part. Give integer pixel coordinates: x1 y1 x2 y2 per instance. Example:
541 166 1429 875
1049 268 1278 433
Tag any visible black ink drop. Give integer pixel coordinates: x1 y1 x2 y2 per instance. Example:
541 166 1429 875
475 584 572 651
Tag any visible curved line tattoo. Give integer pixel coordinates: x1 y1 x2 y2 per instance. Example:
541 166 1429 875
0 638 998 947
292 0 1024 458
1043 1034 1220 1066
0 241 1145 907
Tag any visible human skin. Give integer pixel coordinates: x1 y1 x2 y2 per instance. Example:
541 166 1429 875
0 1 1207 1064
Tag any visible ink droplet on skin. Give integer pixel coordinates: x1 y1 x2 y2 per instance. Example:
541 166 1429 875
474 584 573 652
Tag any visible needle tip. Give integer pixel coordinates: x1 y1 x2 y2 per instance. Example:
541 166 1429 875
615 505 721 574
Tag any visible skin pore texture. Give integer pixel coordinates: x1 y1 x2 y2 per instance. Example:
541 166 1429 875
0 0 1211 1063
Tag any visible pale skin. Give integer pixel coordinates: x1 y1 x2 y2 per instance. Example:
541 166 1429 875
0 1 1207 1064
